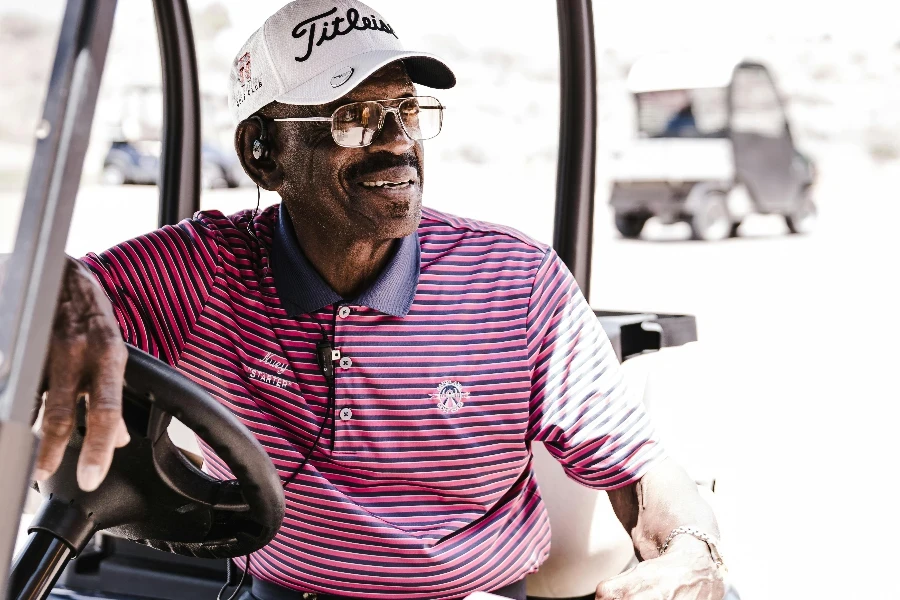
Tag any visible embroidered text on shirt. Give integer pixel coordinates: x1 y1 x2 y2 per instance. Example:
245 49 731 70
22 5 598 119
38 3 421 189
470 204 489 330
250 352 291 388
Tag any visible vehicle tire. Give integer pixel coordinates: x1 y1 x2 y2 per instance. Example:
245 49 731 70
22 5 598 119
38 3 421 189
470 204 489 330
101 163 127 185
201 162 229 190
785 187 817 235
690 192 731 241
614 214 648 239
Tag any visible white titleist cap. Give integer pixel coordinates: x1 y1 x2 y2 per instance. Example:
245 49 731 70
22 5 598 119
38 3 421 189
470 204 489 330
228 0 456 123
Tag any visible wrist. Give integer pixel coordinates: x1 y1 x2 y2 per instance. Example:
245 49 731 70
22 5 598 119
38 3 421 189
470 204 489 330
664 534 712 558
659 526 726 571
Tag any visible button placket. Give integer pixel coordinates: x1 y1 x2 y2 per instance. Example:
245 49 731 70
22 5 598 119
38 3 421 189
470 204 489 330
331 312 352 451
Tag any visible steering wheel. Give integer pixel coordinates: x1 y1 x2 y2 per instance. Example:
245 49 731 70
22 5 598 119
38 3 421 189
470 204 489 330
34 344 285 559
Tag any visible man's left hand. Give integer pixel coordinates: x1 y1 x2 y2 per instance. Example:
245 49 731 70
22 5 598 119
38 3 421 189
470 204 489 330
595 538 725 600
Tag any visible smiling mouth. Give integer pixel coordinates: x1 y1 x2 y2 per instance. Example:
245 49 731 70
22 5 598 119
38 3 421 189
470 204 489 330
359 179 416 189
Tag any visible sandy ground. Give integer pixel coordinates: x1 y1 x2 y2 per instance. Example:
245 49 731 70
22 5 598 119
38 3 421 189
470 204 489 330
3 143 900 599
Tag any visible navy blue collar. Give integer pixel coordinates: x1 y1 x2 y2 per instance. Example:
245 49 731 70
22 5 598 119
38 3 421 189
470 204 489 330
271 204 420 318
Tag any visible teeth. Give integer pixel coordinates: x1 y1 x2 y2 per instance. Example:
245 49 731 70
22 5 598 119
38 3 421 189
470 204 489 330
361 180 412 188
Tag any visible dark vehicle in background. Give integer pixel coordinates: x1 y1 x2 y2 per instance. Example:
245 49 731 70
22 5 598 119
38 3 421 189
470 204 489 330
102 140 248 189
609 53 818 241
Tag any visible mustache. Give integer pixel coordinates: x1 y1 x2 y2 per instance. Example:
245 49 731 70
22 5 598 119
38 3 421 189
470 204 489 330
345 151 421 181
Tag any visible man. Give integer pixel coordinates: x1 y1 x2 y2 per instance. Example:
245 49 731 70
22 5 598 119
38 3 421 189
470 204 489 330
34 1 726 599
663 102 699 137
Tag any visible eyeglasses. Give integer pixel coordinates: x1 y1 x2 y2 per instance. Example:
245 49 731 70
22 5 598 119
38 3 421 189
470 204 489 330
272 96 444 148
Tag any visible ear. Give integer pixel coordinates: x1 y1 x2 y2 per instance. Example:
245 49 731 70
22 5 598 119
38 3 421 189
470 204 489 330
234 117 284 191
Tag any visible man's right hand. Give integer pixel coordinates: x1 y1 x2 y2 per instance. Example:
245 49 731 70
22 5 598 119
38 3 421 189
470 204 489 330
34 257 130 492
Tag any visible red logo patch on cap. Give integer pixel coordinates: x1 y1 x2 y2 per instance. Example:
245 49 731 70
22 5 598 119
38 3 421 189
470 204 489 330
237 52 252 85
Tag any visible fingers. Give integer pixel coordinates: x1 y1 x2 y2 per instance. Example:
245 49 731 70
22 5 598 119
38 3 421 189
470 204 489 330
34 342 82 482
115 419 131 448
595 555 725 600
78 333 128 492
35 258 128 491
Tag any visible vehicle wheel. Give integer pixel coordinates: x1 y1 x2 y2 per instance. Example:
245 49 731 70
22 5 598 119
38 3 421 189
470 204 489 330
101 163 127 185
614 214 648 239
201 162 228 190
785 187 817 234
690 192 731 241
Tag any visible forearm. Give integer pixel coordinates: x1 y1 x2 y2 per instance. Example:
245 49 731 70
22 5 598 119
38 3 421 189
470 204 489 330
608 457 720 561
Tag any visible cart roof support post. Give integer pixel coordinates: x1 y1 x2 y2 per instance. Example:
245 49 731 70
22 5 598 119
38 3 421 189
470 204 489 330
0 1 118 593
153 0 202 227
554 0 598 298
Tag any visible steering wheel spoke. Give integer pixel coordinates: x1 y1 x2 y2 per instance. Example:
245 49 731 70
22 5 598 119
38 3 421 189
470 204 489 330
145 403 171 443
151 430 250 511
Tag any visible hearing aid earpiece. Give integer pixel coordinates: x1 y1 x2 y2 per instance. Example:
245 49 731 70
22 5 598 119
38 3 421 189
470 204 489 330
252 139 267 161
248 115 269 161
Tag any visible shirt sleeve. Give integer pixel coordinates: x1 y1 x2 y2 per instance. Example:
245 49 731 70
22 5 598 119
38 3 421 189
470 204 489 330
79 218 220 366
525 250 665 490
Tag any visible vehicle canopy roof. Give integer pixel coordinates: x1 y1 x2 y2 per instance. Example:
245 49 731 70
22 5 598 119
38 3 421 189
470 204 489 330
626 52 766 93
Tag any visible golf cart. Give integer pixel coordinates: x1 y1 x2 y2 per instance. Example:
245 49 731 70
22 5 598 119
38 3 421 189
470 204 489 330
101 85 248 189
609 52 818 241
103 139 246 189
0 2 711 599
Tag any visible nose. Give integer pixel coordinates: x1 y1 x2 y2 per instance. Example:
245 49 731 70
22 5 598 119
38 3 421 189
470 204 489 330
369 110 415 154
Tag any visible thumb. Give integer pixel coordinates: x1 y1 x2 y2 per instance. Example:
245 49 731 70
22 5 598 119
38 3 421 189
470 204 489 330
595 567 640 599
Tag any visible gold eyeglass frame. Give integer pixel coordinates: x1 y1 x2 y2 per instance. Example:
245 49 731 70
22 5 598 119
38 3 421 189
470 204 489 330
271 96 445 148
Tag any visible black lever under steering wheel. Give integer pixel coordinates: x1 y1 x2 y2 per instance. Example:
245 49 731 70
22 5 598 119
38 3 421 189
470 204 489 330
11 345 285 600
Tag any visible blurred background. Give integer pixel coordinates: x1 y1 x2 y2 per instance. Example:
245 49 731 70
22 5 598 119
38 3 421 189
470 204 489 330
2 1 899 599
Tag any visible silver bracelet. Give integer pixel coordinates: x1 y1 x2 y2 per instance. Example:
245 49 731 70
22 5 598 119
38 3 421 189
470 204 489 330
659 526 726 570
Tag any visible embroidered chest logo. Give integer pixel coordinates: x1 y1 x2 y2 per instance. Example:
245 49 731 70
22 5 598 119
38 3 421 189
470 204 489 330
431 380 469 414
249 352 291 389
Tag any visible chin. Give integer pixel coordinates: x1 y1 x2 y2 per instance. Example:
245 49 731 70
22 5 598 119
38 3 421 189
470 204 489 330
340 183 423 238
382 203 422 238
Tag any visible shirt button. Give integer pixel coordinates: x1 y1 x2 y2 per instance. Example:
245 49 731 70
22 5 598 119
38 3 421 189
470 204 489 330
339 356 352 369
339 407 353 421
338 306 352 319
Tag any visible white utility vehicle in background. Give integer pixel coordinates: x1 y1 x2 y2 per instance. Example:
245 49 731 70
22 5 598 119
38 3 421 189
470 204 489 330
609 52 817 241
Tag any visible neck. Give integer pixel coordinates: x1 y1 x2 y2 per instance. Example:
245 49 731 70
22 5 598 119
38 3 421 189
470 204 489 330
287 209 397 298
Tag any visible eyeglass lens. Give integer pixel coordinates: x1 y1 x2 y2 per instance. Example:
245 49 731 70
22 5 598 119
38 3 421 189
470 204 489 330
331 97 443 148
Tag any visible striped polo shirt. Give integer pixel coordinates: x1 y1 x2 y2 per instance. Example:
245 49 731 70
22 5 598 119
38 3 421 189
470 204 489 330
82 203 663 599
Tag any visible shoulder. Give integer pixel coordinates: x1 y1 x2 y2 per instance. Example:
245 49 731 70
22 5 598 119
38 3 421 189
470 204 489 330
190 204 278 250
418 206 550 260
192 204 276 236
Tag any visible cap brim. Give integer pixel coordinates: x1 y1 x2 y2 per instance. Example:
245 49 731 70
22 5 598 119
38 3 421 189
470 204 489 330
274 49 456 107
